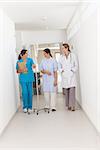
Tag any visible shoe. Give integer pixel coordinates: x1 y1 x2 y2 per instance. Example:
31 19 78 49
68 107 71 110
23 108 27 113
44 106 49 109
28 109 33 114
71 107 75 111
52 109 56 112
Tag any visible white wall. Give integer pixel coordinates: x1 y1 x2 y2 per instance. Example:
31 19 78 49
97 4 100 132
67 3 99 131
16 31 23 52
16 29 67 50
0 9 20 134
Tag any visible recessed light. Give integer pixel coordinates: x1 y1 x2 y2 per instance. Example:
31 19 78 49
41 16 47 21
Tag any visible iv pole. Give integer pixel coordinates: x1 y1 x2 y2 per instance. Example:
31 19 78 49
34 44 50 115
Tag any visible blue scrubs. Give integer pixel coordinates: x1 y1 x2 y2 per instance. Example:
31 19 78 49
16 58 35 110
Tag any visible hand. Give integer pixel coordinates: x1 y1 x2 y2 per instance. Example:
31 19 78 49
17 69 23 73
19 68 27 73
33 64 36 68
46 70 52 76
23 68 28 72
54 80 57 86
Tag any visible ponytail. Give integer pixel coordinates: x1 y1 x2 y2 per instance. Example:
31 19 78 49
18 54 21 60
44 48 52 57
18 49 28 60
49 53 52 57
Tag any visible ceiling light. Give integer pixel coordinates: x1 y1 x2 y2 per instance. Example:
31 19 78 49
41 16 47 21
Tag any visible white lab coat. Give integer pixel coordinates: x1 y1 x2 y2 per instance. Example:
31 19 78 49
58 52 78 89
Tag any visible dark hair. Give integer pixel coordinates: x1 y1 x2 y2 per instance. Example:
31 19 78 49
62 43 71 52
43 48 52 57
18 49 28 60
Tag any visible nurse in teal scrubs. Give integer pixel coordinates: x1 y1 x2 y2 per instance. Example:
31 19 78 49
16 49 36 113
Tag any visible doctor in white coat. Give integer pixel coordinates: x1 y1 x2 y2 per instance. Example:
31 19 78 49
59 43 78 111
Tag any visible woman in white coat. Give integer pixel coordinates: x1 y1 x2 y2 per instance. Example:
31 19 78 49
59 43 78 111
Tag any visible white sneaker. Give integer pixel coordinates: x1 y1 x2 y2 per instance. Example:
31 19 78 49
23 108 27 113
44 106 49 109
28 109 33 113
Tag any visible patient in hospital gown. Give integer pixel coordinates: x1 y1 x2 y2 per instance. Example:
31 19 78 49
40 48 58 111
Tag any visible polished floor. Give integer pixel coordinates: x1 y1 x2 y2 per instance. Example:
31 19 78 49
0 94 100 150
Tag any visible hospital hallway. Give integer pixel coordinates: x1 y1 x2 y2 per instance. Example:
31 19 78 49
0 0 100 150
0 94 100 150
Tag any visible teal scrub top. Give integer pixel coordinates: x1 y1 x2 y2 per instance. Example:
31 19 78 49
16 58 35 83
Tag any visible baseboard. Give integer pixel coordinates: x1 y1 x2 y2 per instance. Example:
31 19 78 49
0 108 18 137
77 101 100 137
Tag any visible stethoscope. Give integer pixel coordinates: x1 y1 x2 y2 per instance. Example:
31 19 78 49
64 52 72 65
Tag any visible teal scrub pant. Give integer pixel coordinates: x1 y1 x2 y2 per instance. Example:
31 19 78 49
20 82 33 110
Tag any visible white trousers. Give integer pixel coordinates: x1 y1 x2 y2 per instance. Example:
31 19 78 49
44 92 56 110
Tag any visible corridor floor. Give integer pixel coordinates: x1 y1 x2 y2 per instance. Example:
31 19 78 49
0 94 100 150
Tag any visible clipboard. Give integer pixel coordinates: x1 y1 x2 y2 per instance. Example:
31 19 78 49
18 62 27 73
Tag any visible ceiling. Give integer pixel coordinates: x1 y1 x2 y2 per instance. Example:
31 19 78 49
1 1 82 30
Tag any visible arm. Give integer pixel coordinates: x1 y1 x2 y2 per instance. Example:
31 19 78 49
40 60 51 75
41 70 51 75
53 59 58 86
31 58 36 69
17 69 27 73
58 56 64 73
54 71 57 86
71 54 78 73
58 62 63 72
32 64 36 69
17 69 22 73
16 62 28 74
